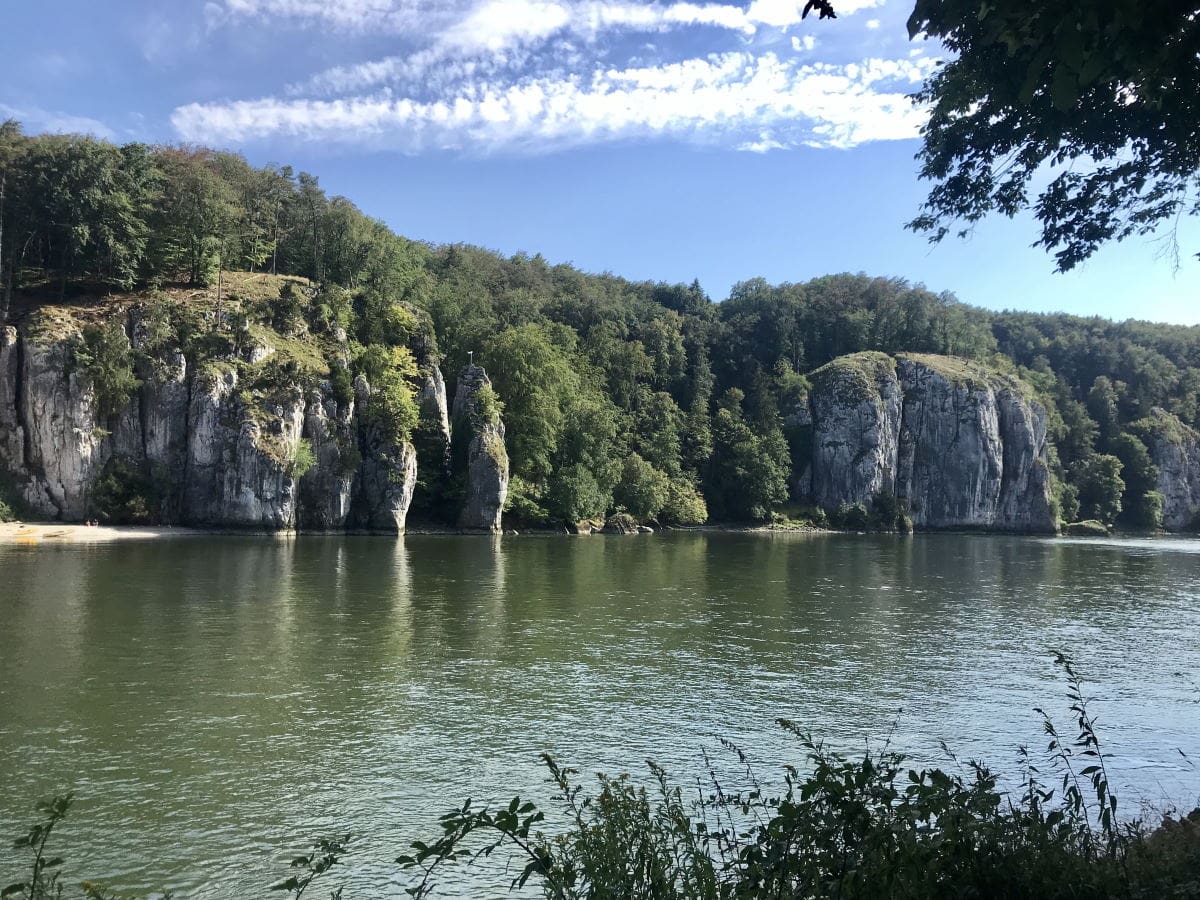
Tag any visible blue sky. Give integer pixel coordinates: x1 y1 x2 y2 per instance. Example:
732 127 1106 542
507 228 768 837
3 0 1197 323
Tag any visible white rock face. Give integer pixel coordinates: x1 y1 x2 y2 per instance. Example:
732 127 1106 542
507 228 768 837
804 352 1056 532
346 373 419 533
1140 408 1200 530
0 310 451 532
299 388 357 531
809 353 902 510
19 331 110 520
419 365 451 452
181 368 308 528
452 364 509 532
896 357 1004 529
182 367 240 523
221 392 306 529
0 327 26 471
996 388 1054 530
353 436 417 533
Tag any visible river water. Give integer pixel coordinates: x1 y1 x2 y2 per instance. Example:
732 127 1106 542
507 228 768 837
1 532 1198 897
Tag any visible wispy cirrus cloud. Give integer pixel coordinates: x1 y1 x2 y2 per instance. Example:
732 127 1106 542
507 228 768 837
204 0 432 32
173 52 936 153
209 0 884 35
180 0 933 156
287 0 885 95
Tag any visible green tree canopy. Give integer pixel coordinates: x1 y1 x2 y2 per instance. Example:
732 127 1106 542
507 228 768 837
906 0 1199 271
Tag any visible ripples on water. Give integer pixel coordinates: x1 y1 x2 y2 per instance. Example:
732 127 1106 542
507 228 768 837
0 532 1198 897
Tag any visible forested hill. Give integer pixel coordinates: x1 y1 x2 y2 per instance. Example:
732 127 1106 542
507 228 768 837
1 126 1199 532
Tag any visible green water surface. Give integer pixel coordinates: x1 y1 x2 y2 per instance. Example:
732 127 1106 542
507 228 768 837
1 532 1198 897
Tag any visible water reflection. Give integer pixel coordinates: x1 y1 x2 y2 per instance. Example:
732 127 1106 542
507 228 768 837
0 532 1198 897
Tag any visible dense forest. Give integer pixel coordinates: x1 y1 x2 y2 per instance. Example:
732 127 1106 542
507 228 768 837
2 122 1199 530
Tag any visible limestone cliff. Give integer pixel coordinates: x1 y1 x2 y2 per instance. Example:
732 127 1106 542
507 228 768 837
410 362 453 520
0 300 437 533
452 363 509 532
1135 408 1200 530
297 383 356 531
808 352 902 510
802 352 1056 532
17 322 109 520
350 374 418 533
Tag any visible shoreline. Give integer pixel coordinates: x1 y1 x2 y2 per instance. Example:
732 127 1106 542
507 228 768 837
0 520 1188 545
0 520 808 544
0 522 214 544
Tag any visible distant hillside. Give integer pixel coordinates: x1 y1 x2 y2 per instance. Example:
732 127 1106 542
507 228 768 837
1 124 1199 532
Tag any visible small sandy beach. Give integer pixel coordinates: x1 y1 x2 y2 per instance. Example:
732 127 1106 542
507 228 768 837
0 522 209 544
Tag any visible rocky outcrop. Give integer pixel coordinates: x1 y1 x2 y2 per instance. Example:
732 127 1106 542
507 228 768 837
419 366 451 456
803 352 1056 532
19 328 109 520
182 366 238 523
452 364 509 532
1136 408 1200 530
895 356 1005 528
298 384 356 531
180 368 305 529
410 364 453 519
808 353 902 510
996 387 1054 531
0 310 449 533
352 439 417 532
350 375 418 533
0 327 26 474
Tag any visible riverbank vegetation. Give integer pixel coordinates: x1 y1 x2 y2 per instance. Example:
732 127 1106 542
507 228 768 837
3 657 1197 898
2 125 1200 531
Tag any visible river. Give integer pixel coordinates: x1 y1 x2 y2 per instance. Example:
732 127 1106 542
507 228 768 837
1 532 1198 897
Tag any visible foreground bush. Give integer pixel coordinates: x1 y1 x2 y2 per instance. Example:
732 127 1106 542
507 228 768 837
401 655 1199 898
4 656 1198 898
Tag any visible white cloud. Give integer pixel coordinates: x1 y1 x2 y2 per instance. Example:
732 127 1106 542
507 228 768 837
790 33 816 51
0 103 114 139
291 0 883 97
865 17 880 28
738 131 786 152
218 0 883 43
210 0 430 31
173 51 936 153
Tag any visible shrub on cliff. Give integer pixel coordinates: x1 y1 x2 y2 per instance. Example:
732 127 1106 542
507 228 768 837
73 323 140 420
356 344 419 445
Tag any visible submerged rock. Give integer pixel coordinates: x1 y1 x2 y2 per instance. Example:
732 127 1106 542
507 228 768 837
1063 520 1109 536
604 513 640 534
